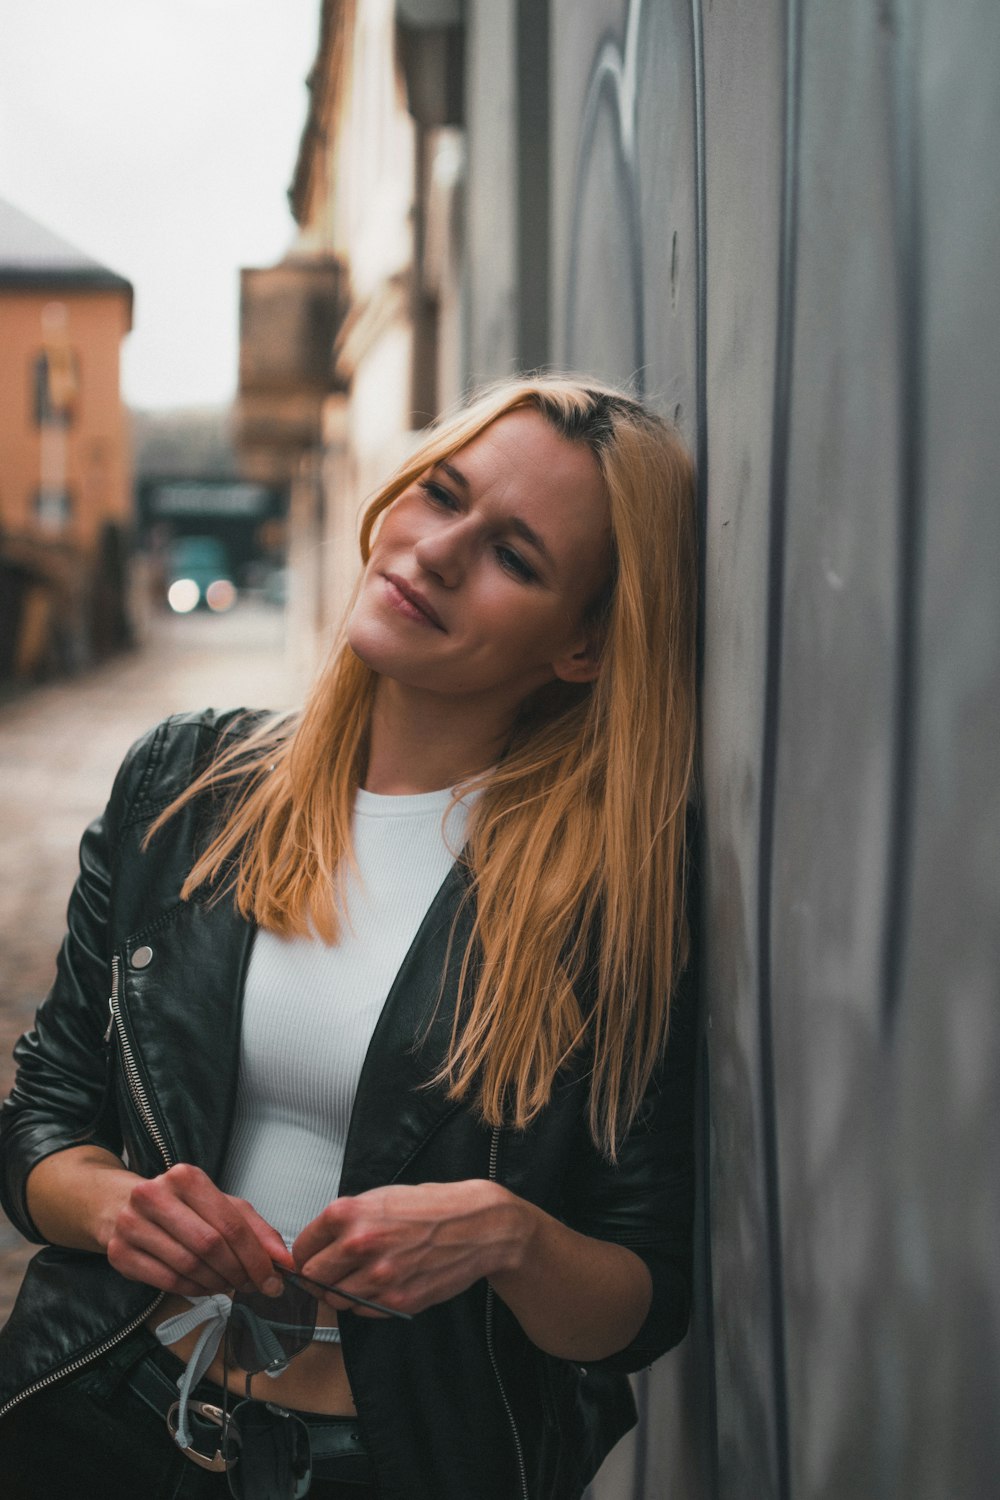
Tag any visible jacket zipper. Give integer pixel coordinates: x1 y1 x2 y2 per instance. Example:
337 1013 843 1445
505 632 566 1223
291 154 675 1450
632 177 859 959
102 950 121 1043
2 953 174 1421
0 1293 165 1421
486 1125 529 1500
105 952 174 1171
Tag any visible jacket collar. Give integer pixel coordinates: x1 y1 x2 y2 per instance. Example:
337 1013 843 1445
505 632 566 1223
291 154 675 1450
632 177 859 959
118 861 475 1192
339 860 475 1196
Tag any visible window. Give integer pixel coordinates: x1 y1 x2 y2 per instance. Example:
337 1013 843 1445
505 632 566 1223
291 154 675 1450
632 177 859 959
33 347 80 427
33 487 73 530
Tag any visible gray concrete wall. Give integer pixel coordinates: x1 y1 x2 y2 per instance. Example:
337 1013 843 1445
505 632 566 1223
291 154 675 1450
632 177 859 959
465 2 1000 1496
464 0 519 384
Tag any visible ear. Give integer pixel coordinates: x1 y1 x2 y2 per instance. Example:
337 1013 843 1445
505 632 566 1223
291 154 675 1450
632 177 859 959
551 634 601 685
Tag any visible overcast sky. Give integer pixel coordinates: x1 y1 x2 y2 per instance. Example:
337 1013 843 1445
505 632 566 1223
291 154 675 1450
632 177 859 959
0 0 320 410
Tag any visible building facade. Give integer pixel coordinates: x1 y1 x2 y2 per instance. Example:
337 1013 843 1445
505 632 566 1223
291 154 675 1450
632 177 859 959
236 0 464 682
0 197 134 680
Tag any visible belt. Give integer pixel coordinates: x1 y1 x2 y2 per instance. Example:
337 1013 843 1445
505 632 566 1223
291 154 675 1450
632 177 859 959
126 1347 373 1485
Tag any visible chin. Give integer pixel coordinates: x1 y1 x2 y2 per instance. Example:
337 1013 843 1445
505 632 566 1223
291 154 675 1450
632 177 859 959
345 610 390 674
346 608 429 688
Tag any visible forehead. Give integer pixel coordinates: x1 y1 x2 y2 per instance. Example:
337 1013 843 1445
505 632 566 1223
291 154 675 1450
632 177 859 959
446 408 609 557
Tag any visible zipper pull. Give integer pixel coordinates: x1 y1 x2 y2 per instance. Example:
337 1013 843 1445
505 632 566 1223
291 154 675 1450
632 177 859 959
104 954 120 1043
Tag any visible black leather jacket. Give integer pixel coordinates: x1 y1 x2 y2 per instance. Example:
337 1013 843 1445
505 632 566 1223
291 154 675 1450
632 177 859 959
0 709 696 1499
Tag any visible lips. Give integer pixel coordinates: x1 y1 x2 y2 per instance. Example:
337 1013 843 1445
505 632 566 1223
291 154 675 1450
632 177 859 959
382 573 447 631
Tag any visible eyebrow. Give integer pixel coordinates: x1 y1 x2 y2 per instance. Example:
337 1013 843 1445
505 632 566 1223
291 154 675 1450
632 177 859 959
434 460 556 570
438 460 469 490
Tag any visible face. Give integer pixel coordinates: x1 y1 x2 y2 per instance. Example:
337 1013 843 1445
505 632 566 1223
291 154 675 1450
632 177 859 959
347 408 612 716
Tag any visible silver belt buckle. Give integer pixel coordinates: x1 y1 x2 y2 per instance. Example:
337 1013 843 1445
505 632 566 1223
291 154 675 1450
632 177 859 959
166 1398 234 1472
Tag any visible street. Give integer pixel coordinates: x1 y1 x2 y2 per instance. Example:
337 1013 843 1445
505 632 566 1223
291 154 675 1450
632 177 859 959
0 600 302 1322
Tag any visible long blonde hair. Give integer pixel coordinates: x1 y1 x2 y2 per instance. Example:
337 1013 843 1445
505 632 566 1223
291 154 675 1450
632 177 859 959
146 377 697 1157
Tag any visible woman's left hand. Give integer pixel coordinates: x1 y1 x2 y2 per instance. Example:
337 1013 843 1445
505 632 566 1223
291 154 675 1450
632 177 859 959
295 1179 653 1360
291 1179 525 1318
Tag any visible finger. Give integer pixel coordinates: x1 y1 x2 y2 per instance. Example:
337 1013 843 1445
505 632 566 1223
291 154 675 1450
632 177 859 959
291 1199 357 1269
295 1232 391 1300
317 1284 404 1317
151 1166 283 1293
183 1191 285 1294
236 1200 295 1277
287 1266 388 1313
130 1176 279 1295
127 1187 254 1290
321 1286 413 1320
303 1254 415 1320
113 1200 248 1294
306 1279 395 1317
107 1224 222 1298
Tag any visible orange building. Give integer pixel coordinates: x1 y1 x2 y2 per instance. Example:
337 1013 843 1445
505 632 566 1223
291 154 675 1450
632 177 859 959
0 196 133 680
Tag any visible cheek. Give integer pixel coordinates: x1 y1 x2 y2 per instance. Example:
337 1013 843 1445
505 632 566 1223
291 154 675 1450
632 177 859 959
474 593 573 662
371 497 420 549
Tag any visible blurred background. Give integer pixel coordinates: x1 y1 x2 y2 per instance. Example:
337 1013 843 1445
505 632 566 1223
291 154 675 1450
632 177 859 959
1 2 998 1498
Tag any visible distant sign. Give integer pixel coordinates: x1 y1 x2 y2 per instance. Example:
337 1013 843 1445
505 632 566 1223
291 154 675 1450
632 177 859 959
151 482 272 517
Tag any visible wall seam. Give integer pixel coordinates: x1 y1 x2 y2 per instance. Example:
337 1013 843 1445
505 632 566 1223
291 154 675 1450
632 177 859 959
690 4 719 1496
879 0 924 1039
756 0 804 1496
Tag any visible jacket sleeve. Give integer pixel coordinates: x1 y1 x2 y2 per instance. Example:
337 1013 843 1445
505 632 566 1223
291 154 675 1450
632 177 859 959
0 721 164 1242
559 954 698 1373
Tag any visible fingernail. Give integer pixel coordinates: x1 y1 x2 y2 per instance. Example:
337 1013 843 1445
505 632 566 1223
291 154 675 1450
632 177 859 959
264 1276 283 1296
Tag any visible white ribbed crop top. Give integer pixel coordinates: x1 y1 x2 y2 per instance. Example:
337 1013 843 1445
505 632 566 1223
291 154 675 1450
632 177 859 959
216 783 475 1245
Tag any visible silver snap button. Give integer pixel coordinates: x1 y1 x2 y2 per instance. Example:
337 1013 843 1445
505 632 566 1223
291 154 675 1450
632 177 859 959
130 945 153 969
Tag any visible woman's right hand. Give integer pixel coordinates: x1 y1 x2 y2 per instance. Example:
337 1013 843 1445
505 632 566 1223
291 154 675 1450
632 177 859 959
26 1146 288 1298
106 1161 289 1297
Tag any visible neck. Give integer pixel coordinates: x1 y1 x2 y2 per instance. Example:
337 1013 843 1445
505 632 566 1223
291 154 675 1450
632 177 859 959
363 679 513 794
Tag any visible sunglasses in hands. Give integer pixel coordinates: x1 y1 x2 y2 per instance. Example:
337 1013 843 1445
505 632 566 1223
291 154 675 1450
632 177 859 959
178 1264 411 1498
269 1261 413 1324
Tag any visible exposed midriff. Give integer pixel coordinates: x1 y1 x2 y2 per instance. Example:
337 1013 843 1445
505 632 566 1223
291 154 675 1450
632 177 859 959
146 1293 357 1415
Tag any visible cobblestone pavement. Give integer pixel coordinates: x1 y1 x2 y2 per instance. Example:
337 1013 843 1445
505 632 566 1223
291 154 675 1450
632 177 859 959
0 600 303 1325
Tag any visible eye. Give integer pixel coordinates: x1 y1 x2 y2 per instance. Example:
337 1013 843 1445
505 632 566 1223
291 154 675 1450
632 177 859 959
495 545 536 583
419 479 459 511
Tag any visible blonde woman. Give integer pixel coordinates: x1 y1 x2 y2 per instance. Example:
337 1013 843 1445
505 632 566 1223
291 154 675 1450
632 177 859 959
0 377 698 1500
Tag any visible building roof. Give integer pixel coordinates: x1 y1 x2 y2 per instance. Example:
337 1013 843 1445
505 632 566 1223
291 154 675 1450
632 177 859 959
288 0 341 226
0 196 133 301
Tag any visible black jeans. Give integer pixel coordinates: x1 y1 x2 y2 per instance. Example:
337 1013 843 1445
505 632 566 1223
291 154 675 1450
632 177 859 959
0 1329 377 1500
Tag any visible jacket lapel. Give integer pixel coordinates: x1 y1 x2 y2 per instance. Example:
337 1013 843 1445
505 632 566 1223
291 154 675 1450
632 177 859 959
118 893 254 1178
120 860 476 1193
339 860 476 1196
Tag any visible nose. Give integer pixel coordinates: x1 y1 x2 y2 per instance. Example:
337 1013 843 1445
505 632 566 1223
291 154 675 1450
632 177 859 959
413 515 469 588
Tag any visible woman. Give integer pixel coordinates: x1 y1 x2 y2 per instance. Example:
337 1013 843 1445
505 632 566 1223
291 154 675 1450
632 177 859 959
0 377 698 1500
